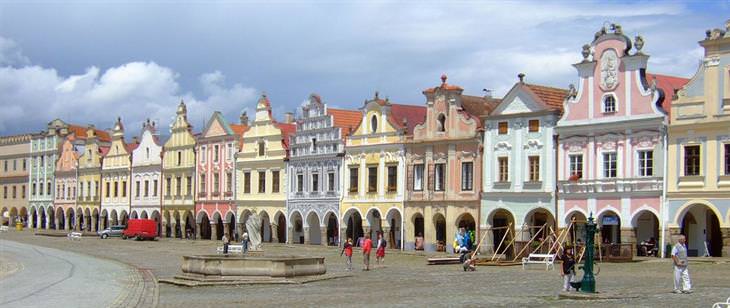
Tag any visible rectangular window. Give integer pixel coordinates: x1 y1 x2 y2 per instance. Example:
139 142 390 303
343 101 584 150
200 174 207 193
297 174 304 192
122 181 126 197
12 186 16 198
434 163 445 191
312 173 319 192
201 146 206 163
47 181 51 195
368 167 377 193
95 181 99 197
528 119 539 132
13 160 16 171
214 145 219 162
328 172 335 192
258 171 265 193
258 142 265 156
638 150 654 177
724 144 730 175
153 180 158 197
226 172 232 193
21 185 25 199
186 176 192 195
528 156 540 182
498 121 508 135
136 181 141 197
569 154 583 179
166 177 172 196
461 162 473 191
22 159 26 171
243 172 250 193
32 183 36 196
498 157 509 182
349 167 358 193
114 181 118 197
272 171 280 193
106 182 110 198
603 152 617 178
175 177 181 196
684 145 700 176
227 144 233 161
387 166 397 192
413 164 424 191
177 151 182 166
213 173 220 193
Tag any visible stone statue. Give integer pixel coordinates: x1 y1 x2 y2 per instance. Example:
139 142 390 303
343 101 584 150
246 213 263 251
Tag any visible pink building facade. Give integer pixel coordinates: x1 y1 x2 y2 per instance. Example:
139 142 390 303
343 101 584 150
194 112 245 240
556 24 685 255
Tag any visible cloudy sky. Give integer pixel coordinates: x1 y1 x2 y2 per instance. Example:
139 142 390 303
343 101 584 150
0 1 726 136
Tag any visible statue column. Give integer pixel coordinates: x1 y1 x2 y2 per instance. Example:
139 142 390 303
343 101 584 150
271 223 279 243
320 227 328 246
303 227 310 245
211 223 218 240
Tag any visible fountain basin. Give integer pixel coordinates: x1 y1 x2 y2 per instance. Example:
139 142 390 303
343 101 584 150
181 255 326 278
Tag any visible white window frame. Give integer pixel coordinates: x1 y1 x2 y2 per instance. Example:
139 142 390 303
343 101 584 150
413 164 424 191
602 93 618 113
637 150 654 177
602 152 617 178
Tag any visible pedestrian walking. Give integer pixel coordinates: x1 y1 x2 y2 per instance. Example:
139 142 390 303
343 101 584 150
241 230 250 254
672 234 692 294
362 233 372 271
340 238 354 271
376 232 386 267
222 233 230 255
559 248 576 292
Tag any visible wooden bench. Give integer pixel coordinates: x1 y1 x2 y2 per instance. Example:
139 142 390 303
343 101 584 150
521 253 556 270
216 244 243 254
0 226 8 232
67 232 83 241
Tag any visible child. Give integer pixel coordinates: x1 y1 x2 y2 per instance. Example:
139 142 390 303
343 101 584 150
376 232 386 267
560 248 576 291
340 238 354 271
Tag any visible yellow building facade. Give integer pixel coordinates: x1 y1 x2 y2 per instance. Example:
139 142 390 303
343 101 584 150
236 95 294 243
162 101 197 238
667 24 730 257
342 93 422 248
77 126 110 231
101 118 134 227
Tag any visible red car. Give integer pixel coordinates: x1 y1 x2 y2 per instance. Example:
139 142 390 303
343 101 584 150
122 219 158 241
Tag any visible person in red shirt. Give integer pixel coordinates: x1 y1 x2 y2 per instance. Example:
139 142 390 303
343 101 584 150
376 231 386 267
362 233 373 271
340 238 354 271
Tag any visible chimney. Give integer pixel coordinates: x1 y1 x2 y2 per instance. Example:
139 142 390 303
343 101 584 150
518 73 525 83
240 112 249 125
132 136 139 144
284 112 294 124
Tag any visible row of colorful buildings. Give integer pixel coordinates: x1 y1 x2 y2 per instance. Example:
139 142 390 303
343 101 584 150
2 22 729 257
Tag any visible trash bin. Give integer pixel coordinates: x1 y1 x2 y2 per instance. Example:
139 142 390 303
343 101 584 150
15 221 23 231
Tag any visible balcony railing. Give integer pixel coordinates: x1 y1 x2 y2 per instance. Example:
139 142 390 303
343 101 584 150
558 177 662 194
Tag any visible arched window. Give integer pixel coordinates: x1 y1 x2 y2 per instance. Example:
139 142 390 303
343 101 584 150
603 95 616 113
437 114 446 132
370 115 378 133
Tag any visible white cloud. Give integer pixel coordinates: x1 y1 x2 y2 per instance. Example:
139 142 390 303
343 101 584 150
0 40 258 135
0 37 30 66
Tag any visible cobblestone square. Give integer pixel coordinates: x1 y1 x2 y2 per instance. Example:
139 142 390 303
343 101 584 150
2 231 729 307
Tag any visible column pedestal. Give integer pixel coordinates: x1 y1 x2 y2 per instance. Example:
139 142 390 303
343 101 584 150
195 223 202 239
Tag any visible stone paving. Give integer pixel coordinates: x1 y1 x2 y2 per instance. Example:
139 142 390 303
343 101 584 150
2 230 729 307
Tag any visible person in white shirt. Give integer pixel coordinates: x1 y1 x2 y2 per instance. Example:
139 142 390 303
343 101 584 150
671 235 692 294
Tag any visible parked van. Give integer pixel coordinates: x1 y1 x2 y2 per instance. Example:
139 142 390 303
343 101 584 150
122 219 158 241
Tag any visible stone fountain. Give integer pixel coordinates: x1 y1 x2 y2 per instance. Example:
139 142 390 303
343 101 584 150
160 213 344 286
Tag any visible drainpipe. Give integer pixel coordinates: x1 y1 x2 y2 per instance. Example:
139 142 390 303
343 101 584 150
159 150 164 236
660 127 668 258
554 133 559 233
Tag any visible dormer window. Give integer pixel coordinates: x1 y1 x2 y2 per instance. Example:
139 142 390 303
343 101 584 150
603 94 616 113
370 115 378 133
437 114 446 132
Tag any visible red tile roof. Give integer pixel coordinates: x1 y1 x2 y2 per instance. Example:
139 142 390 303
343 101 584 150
125 142 139 152
462 95 501 127
523 84 568 111
390 104 427 135
423 74 464 94
274 122 297 153
229 124 249 137
646 73 690 118
99 146 110 157
68 124 111 142
327 108 361 138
